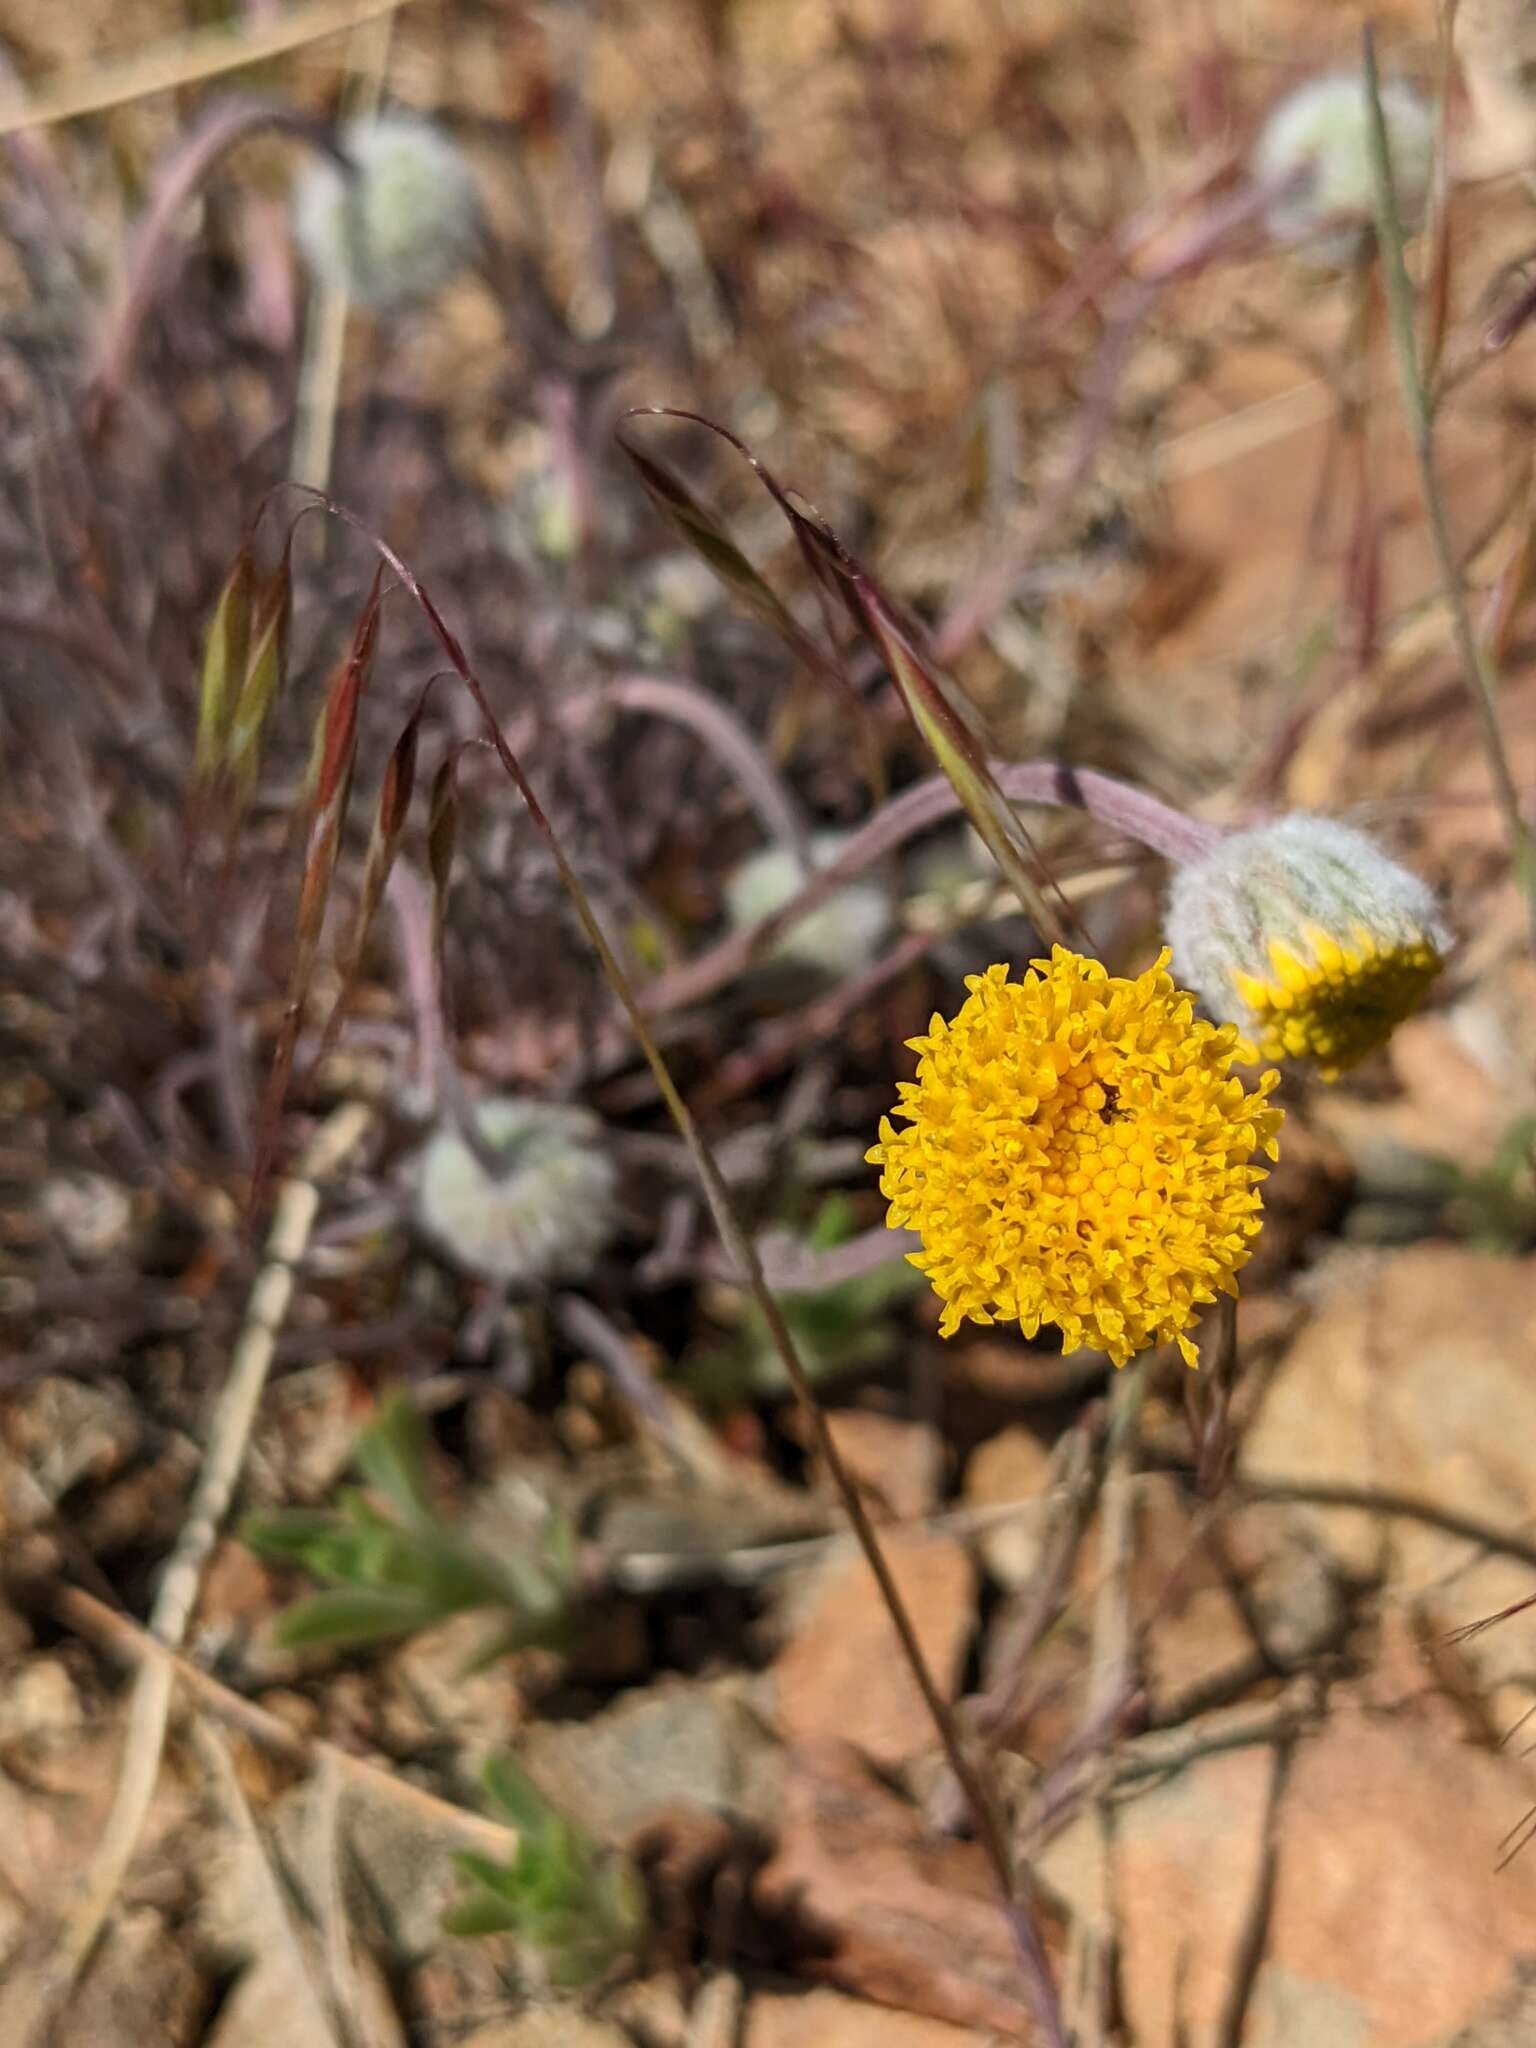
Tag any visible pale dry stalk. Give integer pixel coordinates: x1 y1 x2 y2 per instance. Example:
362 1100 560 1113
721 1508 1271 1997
45 1101 373 2024
291 11 395 494
1065 1365 1144 2045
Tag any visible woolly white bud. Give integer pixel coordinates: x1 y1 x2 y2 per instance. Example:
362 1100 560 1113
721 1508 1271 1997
1253 70 1435 265
414 1099 617 1285
724 831 892 976
1166 814 1448 1078
292 113 480 308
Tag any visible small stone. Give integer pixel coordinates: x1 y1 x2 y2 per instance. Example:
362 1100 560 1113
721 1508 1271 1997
1041 1707 1536 2046
604 1973 693 2048
519 1676 780 1840
774 1533 974 1769
263 1772 471 1963
962 1425 1053 1590
820 1410 940 1521
1219 1501 1348 1670
0 1655 82 1747
204 1951 405 2048
1124 1474 1257 1718
376 1612 526 1756
456 2012 632 2048
744 1987 997 2045
753 1748 1043 2038
1242 1248 1536 1586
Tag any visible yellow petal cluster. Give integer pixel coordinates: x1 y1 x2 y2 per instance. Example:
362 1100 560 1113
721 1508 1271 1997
1230 924 1442 1080
867 950 1283 1368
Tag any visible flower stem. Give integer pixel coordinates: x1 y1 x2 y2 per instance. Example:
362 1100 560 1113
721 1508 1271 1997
640 758 1221 1018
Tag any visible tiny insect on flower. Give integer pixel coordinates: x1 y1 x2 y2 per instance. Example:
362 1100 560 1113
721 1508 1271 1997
1166 814 1448 1080
868 949 1282 1368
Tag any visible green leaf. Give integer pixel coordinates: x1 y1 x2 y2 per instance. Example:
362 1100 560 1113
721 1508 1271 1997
195 544 253 784
351 1392 436 1521
226 532 293 800
240 1389 579 1661
479 1755 557 1837
451 1848 523 1899
441 1893 520 1939
269 1587 439 1650
240 1509 349 1562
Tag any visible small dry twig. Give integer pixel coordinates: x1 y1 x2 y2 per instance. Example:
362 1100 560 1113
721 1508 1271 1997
53 1584 519 1857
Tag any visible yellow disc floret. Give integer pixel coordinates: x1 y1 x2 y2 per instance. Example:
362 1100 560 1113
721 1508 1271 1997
867 949 1282 1368
1230 923 1443 1079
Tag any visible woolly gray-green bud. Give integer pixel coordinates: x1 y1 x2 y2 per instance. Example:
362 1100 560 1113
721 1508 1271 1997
1166 814 1448 1078
1253 70 1435 266
414 1099 617 1285
292 113 480 308
724 831 892 976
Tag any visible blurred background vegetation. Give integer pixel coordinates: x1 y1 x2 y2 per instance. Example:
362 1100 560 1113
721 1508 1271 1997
7 2 1536 2044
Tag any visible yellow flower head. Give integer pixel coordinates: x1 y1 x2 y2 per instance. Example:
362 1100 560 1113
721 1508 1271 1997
867 949 1282 1368
1166 815 1448 1081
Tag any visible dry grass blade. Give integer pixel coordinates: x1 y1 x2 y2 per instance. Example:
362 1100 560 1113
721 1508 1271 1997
1447 1590 1536 1644
618 410 885 794
1419 4 1458 393
617 417 844 688
838 569 1077 948
426 742 469 1018
621 409 1074 947
250 570 381 1210
312 677 433 1066
292 488 1069 2046
0 0 411 139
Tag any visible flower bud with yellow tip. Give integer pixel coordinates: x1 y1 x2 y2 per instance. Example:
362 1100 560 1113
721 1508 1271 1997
1166 815 1448 1079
